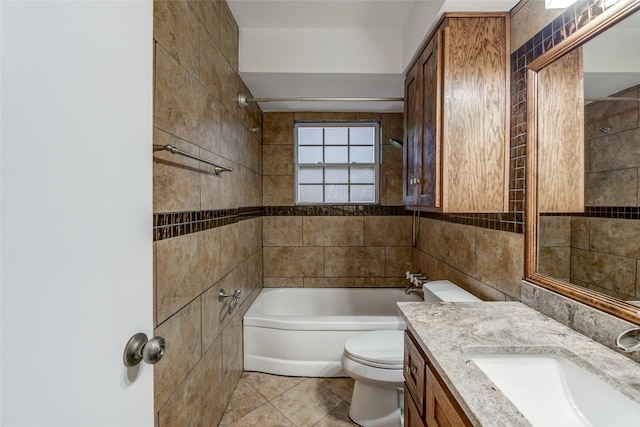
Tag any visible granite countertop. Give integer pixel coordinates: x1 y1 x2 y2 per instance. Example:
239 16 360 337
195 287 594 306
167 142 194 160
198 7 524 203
397 301 640 427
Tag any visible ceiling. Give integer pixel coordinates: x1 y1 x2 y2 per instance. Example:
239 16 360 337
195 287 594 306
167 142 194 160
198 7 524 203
227 0 520 112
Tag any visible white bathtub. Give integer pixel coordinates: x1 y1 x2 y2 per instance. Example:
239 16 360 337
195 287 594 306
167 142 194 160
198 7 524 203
243 287 422 377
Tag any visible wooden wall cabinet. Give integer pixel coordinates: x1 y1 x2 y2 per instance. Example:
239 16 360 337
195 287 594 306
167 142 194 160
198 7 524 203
404 331 472 427
403 13 510 213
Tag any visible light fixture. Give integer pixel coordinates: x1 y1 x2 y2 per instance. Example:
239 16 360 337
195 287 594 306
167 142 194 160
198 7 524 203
389 138 404 149
545 0 578 9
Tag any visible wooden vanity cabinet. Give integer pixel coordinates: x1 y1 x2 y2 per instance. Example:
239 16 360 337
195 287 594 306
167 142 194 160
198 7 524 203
404 331 472 427
403 13 510 213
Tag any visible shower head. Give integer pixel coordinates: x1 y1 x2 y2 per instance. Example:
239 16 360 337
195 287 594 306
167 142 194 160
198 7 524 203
389 138 403 149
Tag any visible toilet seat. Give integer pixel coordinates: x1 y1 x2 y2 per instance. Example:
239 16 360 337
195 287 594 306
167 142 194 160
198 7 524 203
343 330 404 369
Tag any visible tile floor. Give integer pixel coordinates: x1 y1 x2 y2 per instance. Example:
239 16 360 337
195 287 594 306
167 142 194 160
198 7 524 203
219 372 359 427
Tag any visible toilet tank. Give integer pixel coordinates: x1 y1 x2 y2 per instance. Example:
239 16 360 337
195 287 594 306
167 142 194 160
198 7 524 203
422 280 482 302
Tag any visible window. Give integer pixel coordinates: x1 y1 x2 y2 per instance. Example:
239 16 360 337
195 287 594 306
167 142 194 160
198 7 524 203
295 122 380 204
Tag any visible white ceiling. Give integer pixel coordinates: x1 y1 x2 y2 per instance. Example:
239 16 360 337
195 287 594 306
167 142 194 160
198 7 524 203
227 0 520 112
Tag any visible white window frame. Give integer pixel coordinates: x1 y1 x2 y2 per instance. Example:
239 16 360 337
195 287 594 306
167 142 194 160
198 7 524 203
294 121 381 205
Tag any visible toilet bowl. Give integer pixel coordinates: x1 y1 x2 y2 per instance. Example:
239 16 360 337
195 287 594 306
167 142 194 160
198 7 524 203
341 280 481 427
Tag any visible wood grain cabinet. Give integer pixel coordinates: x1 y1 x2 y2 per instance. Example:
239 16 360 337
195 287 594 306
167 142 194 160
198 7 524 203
404 331 472 427
403 13 510 213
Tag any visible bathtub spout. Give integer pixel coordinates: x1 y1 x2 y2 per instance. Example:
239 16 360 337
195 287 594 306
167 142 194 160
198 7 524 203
405 287 424 298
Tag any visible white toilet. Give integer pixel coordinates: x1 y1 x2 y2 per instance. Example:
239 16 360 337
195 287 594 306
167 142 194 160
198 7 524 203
341 280 481 427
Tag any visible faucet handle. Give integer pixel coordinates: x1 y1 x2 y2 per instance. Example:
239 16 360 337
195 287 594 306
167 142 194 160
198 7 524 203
616 328 640 353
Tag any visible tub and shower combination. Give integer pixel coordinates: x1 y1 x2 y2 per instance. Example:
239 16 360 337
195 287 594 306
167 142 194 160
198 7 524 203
243 287 421 377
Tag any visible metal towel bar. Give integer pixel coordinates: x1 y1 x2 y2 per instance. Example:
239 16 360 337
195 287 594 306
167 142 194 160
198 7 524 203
153 144 233 175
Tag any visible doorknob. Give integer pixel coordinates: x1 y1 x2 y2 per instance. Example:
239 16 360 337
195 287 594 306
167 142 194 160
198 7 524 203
123 333 166 367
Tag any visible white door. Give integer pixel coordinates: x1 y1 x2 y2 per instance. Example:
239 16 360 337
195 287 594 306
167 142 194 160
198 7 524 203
0 1 154 426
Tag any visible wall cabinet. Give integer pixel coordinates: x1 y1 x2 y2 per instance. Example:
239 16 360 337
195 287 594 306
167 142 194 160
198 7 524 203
404 331 472 427
403 13 510 213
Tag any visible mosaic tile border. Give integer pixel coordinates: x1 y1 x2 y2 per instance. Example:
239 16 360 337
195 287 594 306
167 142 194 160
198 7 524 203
263 205 408 217
419 212 524 233
541 206 640 220
153 207 264 241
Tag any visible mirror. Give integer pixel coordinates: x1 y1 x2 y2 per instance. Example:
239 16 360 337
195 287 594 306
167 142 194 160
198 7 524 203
526 0 640 324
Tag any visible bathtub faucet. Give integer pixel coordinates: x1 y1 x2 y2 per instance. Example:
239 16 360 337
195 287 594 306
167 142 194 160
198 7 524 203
405 271 429 295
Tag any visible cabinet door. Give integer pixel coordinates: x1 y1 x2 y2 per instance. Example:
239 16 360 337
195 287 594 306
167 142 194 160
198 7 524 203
440 16 510 212
418 31 442 208
425 365 472 427
404 60 422 206
405 386 428 427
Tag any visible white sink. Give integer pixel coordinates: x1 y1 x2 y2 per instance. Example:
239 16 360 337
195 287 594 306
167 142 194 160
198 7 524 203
470 353 640 426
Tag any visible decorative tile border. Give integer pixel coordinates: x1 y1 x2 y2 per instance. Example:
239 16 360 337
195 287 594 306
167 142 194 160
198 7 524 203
153 205 410 241
419 212 524 233
541 206 640 220
263 205 408 217
153 207 264 241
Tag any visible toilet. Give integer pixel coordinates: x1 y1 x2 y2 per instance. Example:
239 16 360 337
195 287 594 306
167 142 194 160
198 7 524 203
341 280 481 427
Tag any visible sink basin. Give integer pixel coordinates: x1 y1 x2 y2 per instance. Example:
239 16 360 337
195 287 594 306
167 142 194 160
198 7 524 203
470 353 640 426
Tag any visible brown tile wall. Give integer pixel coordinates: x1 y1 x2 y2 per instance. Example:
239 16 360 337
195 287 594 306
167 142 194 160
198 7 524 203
413 218 524 301
263 215 412 288
585 85 640 206
153 1 262 425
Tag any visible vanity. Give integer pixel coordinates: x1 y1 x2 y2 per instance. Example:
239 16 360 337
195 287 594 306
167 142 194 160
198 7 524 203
399 302 640 426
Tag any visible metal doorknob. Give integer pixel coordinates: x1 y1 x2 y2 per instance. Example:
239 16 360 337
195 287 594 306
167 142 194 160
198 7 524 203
123 333 166 367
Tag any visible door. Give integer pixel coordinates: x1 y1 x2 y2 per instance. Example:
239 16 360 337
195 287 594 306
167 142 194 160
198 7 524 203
1 1 154 425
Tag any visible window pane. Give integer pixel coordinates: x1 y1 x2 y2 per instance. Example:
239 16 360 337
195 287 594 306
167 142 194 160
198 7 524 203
325 146 348 163
298 167 323 184
298 127 323 145
350 127 375 145
325 128 348 145
299 185 323 203
299 146 323 163
325 185 349 203
325 167 348 183
350 185 375 202
351 167 375 184
350 146 374 163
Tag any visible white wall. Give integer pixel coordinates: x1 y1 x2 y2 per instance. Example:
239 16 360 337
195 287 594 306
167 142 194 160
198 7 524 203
1 1 153 425
239 28 402 74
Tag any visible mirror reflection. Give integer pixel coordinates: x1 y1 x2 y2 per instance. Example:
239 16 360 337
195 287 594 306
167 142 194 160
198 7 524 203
537 10 640 304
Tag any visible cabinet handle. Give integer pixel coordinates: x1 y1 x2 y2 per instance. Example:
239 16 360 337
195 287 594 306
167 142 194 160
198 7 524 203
415 178 421 184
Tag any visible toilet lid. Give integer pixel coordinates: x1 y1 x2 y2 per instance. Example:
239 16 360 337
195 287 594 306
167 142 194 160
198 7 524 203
344 330 404 368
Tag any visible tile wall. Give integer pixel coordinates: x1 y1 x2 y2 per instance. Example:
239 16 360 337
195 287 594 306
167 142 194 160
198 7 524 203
262 112 413 287
152 1 263 425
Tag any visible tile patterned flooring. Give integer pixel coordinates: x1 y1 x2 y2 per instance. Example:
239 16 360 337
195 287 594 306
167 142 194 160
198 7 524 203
219 372 359 427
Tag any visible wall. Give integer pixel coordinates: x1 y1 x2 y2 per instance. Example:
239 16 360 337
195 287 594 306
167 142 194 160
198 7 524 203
262 112 412 287
152 1 263 425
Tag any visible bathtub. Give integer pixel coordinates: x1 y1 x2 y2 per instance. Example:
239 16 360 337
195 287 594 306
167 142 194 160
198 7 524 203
243 287 422 377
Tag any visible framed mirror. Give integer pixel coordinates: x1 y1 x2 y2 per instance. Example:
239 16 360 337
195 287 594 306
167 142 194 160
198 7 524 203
526 0 640 324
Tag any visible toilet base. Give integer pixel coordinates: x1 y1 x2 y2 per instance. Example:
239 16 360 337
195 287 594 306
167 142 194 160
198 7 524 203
348 380 402 427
